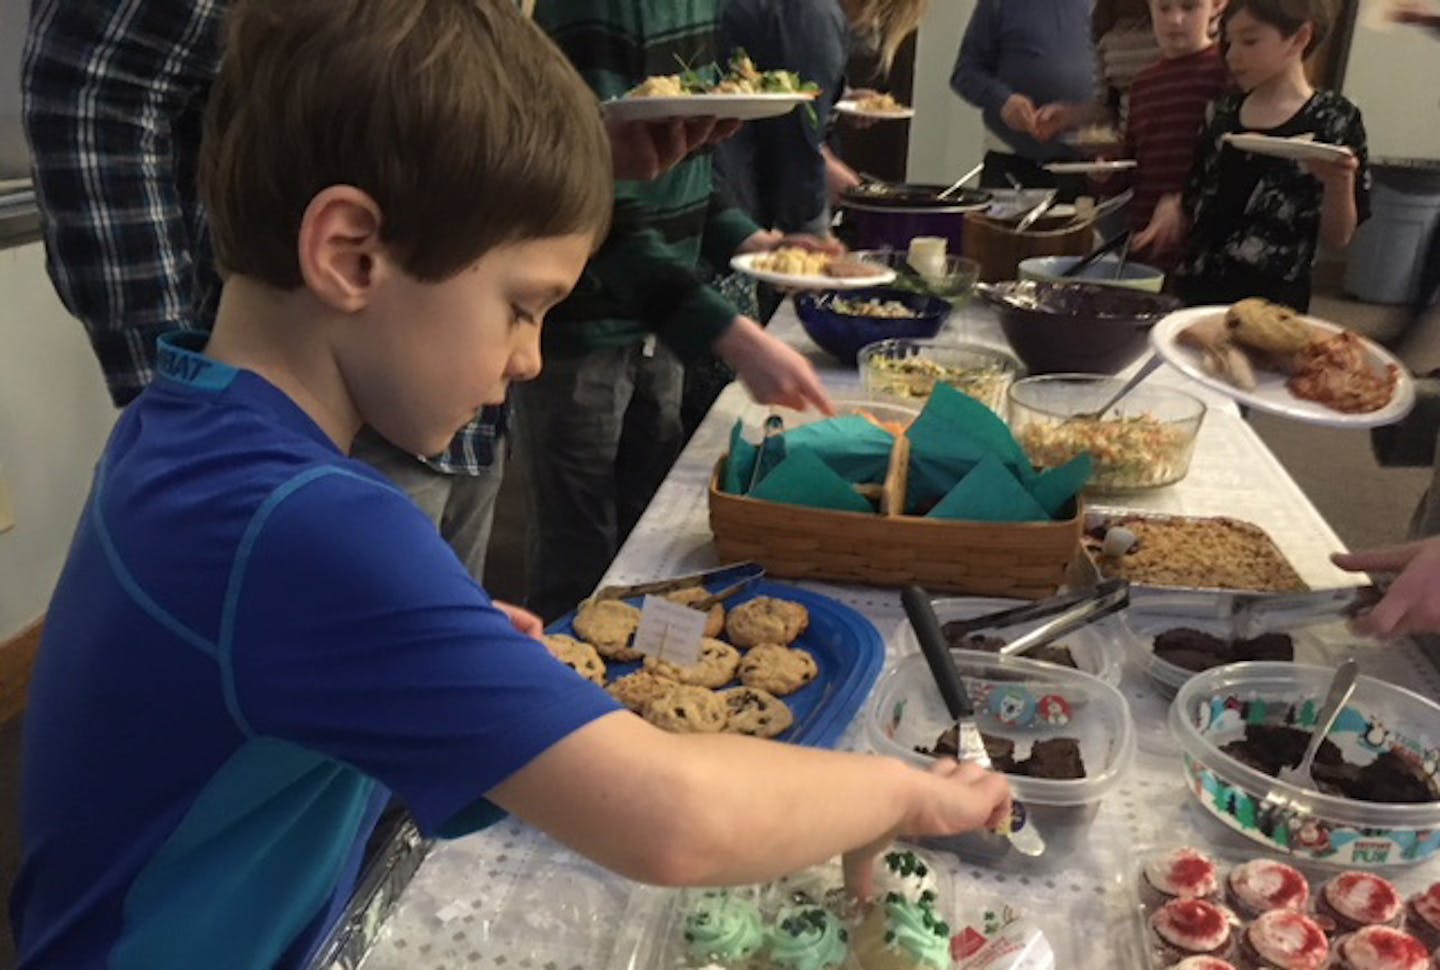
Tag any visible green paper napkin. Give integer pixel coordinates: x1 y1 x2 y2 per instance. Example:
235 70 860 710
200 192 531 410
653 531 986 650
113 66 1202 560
926 453 1050 522
1030 455 1092 519
749 449 875 514
723 419 758 495
909 384 1029 469
783 415 895 485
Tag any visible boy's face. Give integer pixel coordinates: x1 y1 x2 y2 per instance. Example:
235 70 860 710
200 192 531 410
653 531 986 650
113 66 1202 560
1224 8 1308 90
345 233 592 457
1150 0 1216 57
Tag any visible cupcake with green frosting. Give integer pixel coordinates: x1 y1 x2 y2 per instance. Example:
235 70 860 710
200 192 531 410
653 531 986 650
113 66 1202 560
873 850 939 906
682 890 766 967
852 893 952 970
765 905 851 970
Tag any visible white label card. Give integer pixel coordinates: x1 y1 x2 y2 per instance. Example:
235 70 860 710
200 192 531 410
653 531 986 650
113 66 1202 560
633 595 707 667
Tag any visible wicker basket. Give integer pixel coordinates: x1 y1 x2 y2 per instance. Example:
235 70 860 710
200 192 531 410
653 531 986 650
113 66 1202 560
962 213 1094 283
709 435 1083 598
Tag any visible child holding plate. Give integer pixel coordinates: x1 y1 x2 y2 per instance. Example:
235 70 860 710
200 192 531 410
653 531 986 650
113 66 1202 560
1138 0 1372 311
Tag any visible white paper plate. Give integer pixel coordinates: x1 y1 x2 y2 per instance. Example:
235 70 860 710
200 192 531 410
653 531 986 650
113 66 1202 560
1223 132 1355 163
728 252 896 290
600 92 815 123
1043 159 1138 175
1149 305 1415 429
833 98 915 120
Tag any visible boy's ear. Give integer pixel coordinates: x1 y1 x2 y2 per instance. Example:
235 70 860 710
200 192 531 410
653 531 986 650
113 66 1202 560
1291 20 1315 57
297 186 389 313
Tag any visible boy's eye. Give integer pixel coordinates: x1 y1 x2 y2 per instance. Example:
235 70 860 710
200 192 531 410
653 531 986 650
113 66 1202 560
510 304 537 326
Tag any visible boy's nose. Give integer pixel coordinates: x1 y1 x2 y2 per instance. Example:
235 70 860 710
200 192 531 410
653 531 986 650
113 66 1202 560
508 340 543 382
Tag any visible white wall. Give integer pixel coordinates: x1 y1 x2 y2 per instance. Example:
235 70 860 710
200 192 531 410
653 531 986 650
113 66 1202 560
0 241 116 640
1342 20 1440 161
907 0 987 184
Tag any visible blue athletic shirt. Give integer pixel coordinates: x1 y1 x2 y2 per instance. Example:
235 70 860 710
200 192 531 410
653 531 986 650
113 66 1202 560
11 331 622 969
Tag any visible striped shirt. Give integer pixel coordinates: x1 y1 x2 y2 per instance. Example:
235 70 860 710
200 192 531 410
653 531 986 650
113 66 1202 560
1124 46 1231 265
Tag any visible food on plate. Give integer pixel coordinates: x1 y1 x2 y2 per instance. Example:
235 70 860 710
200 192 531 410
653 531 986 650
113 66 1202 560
863 352 1012 411
1403 882 1440 950
542 633 607 686
942 627 1078 669
767 905 851 970
1331 926 1431 970
665 586 726 637
753 246 831 277
643 683 729 733
1015 413 1195 491
1151 628 1295 673
828 296 922 318
917 728 1086 779
606 669 677 712
873 850 940 906
1317 872 1405 932
1142 848 1222 908
854 92 908 114
642 636 741 688
1178 299 1399 414
851 893 951 970
1150 899 1237 964
738 644 820 695
825 255 890 279
1071 123 1121 145
682 889 767 965
1221 723 1440 804
1235 909 1329 970
719 685 794 738
1085 514 1307 592
573 598 645 661
1226 859 1311 919
726 596 810 648
624 50 819 98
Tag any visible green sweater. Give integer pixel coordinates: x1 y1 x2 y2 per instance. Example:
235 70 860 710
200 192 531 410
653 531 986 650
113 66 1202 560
534 0 760 361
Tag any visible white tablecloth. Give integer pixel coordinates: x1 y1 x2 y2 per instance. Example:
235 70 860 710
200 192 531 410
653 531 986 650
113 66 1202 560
354 302 1440 970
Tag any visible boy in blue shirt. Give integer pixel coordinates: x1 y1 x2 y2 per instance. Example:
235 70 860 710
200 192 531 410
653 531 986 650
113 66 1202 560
11 1 1011 967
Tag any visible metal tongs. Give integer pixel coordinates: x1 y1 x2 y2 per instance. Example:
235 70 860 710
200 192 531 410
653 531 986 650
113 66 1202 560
1225 585 1386 641
943 578 1130 659
593 561 765 611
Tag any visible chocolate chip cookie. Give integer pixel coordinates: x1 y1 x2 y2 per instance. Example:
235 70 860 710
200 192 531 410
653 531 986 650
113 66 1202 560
665 587 726 638
725 597 810 649
607 670 677 712
542 634 606 686
643 684 727 734
738 644 818 696
573 599 644 662
720 686 794 738
642 637 740 688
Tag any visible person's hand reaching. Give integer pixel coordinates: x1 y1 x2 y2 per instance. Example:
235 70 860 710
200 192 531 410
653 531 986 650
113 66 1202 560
713 316 835 415
494 600 546 638
1333 538 1440 638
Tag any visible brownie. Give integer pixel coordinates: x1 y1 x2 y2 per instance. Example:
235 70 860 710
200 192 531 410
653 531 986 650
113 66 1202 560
1021 738 1086 780
942 629 1079 669
1151 628 1295 673
1233 632 1296 662
1404 884 1440 951
1236 909 1329 970
1223 721 1440 804
1150 899 1236 966
914 727 1018 773
1221 723 1344 779
1332 926 1432 970
1318 872 1404 933
1351 751 1440 804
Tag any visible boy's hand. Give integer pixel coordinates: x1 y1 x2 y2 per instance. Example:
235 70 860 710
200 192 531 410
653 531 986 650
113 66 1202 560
1333 539 1440 638
736 230 846 256
607 117 742 181
1133 194 1187 255
1000 94 1039 138
714 316 835 415
842 759 1011 902
494 600 546 638
1303 152 1358 188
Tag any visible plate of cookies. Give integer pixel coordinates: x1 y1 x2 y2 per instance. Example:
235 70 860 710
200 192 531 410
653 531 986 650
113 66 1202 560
1150 302 1415 429
543 576 885 748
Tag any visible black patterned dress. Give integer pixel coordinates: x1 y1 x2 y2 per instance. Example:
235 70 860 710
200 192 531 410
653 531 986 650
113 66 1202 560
1171 90 1371 312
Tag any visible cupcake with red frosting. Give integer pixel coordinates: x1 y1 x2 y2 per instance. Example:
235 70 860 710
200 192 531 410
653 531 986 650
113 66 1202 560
1226 859 1310 919
1235 909 1329 970
1150 899 1236 965
1143 848 1222 908
1403 883 1440 951
1332 925 1431 970
1164 958 1239 970
1318 873 1405 934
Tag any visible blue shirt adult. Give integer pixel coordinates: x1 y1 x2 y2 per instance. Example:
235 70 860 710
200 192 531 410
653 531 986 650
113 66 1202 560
715 0 850 234
950 0 1095 163
10 332 620 970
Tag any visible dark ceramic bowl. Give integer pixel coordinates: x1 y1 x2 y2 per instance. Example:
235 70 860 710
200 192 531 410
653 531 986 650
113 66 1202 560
794 286 952 365
979 280 1181 375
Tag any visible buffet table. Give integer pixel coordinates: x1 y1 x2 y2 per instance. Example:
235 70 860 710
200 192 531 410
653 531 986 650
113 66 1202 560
348 302 1440 970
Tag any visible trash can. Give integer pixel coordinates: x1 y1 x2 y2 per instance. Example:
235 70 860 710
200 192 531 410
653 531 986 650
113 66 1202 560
1345 158 1440 305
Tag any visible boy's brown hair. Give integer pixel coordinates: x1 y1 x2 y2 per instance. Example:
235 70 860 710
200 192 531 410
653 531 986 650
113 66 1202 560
200 0 612 289
1223 0 1332 56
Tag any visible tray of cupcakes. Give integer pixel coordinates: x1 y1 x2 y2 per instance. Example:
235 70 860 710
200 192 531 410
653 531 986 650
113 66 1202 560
1134 843 1440 970
543 565 885 748
603 846 1079 969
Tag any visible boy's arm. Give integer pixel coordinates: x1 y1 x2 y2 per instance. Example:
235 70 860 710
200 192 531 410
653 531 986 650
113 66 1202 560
1308 107 1372 250
488 712 1011 888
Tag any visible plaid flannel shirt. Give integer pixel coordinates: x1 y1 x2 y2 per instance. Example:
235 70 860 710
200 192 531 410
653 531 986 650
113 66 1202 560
22 0 502 472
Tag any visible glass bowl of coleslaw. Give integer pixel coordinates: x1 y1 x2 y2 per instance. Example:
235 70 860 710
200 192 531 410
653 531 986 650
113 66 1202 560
1007 374 1206 492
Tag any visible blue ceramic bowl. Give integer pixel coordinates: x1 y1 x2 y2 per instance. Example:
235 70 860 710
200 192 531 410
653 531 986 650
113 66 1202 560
795 287 952 366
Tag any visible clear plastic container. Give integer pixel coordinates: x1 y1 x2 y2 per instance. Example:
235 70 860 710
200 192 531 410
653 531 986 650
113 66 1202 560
1122 610 1331 697
892 596 1124 685
859 337 1021 414
865 649 1136 868
1171 662 1440 868
1008 375 1205 492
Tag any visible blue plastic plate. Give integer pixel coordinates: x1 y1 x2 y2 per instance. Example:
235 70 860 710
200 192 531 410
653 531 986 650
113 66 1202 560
546 581 885 749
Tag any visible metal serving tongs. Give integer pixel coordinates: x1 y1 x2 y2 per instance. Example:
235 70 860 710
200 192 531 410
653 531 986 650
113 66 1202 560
593 561 765 611
943 578 1131 660
1225 585 1387 641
